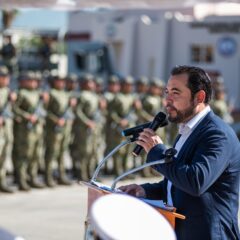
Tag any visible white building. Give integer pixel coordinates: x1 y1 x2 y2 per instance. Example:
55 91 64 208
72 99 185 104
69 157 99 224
66 10 240 108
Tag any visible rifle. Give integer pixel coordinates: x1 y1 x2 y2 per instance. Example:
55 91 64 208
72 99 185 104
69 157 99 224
27 97 46 129
54 105 74 133
110 110 137 135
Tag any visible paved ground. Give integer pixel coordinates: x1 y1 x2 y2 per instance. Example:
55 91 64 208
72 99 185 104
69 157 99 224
0 177 239 240
0 177 153 240
0 183 87 240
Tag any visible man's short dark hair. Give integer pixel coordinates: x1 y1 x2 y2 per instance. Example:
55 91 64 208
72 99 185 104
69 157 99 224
171 65 212 103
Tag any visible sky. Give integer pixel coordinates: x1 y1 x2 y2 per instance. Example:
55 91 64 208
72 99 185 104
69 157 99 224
1 9 68 31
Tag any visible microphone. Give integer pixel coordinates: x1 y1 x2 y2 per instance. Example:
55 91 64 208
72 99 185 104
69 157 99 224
122 122 152 137
111 147 177 190
132 112 168 156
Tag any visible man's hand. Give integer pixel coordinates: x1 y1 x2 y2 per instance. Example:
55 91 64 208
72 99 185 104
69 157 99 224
134 99 142 110
86 120 96 129
9 92 17 102
57 118 66 127
70 97 77 108
119 184 146 198
136 128 163 153
28 114 38 124
120 119 129 128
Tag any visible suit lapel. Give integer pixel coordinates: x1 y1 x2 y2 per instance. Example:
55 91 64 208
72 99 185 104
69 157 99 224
174 111 213 163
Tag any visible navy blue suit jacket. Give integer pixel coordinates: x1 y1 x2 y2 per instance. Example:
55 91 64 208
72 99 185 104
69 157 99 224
142 111 240 240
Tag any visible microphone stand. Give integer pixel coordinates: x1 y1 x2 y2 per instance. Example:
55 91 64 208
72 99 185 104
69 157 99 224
91 138 133 183
111 148 177 190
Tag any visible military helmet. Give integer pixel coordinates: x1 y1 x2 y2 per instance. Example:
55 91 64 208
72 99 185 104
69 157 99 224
121 75 134 84
18 71 40 81
150 77 165 88
34 71 42 81
0 66 9 77
80 73 94 83
214 85 225 94
136 76 148 85
108 75 120 84
48 73 64 83
95 76 104 85
215 76 224 84
65 73 78 82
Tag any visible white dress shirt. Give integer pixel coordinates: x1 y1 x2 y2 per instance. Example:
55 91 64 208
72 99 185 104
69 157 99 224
167 106 211 206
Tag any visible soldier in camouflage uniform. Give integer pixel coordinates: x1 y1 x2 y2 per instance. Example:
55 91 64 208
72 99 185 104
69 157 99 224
65 74 79 99
65 74 78 177
71 74 100 181
44 75 73 187
143 78 166 138
137 78 166 176
134 76 149 124
210 86 233 124
35 74 48 174
103 75 121 175
135 76 149 96
0 66 15 193
94 77 107 168
12 72 45 191
133 76 149 174
108 76 137 176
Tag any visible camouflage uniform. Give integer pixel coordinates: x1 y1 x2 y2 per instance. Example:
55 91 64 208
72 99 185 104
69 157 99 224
94 77 107 168
134 76 149 124
0 66 14 193
133 76 149 176
44 76 72 187
103 75 121 174
12 72 45 191
65 74 78 177
71 74 99 181
141 78 166 139
137 78 166 176
210 87 233 124
34 72 47 175
108 76 137 176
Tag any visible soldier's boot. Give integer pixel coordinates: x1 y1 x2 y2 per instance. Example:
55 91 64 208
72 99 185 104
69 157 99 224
0 184 15 193
0 170 14 193
29 164 46 189
17 168 31 191
45 163 56 188
58 176 72 186
18 179 31 191
29 178 46 189
0 177 15 193
46 177 56 187
58 161 72 186
79 158 90 181
45 172 56 188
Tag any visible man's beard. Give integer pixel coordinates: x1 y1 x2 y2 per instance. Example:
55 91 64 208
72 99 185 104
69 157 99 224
167 102 195 123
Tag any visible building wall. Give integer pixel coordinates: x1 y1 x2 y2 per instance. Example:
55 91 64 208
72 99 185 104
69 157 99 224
134 15 168 80
91 17 137 76
67 11 240 107
169 16 240 107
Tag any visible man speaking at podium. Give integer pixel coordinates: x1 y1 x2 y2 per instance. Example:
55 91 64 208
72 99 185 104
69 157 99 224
120 66 240 240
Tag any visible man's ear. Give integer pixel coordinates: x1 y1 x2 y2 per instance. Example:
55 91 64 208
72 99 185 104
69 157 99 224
195 90 206 103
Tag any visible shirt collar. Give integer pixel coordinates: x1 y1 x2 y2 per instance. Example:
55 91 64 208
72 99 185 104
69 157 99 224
179 105 211 135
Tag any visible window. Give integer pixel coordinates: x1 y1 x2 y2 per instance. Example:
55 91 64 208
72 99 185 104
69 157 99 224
191 44 214 63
